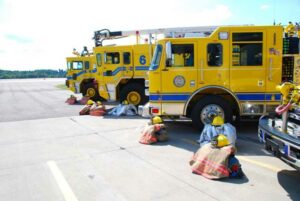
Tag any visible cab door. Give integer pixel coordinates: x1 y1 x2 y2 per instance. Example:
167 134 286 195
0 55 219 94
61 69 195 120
121 47 133 78
95 52 110 100
200 40 230 88
229 31 269 115
229 31 267 94
160 41 198 115
102 51 123 101
82 57 92 79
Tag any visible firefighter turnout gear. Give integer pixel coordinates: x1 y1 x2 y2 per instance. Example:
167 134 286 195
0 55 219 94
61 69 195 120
90 101 106 116
190 144 236 179
139 115 168 145
65 95 77 105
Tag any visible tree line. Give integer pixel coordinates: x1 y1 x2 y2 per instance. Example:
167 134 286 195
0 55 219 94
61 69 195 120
0 69 66 79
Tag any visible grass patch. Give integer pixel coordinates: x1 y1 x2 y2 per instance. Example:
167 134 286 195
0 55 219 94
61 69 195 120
56 84 68 90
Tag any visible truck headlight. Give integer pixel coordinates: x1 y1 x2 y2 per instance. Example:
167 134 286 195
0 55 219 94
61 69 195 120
242 103 263 114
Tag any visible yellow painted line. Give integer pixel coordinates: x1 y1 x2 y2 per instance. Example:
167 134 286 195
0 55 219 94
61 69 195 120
47 161 79 201
237 156 282 172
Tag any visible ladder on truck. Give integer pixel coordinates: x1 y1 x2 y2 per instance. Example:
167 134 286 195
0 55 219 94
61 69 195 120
93 26 218 46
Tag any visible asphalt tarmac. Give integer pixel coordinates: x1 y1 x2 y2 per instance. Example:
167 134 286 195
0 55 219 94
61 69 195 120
0 78 299 201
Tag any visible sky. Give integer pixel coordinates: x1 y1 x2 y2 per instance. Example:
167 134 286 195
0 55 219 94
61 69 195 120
0 0 299 70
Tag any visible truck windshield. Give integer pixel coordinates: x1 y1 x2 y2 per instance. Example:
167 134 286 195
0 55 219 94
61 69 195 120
72 61 83 70
149 44 162 71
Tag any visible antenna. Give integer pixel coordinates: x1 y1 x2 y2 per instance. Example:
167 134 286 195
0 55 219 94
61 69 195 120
273 0 277 25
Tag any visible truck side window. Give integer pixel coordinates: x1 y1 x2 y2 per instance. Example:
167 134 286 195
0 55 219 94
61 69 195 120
96 53 102 67
207 44 223 66
73 61 83 70
170 44 194 67
232 32 263 66
105 52 120 64
123 52 131 64
84 61 90 69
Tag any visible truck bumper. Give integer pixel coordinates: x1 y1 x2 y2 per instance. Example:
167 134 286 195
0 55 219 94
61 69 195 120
258 115 300 170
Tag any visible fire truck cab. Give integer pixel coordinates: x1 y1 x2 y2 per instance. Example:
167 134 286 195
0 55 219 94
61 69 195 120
92 44 154 105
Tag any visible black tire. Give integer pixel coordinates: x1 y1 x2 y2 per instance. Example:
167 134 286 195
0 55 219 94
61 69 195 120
191 95 233 131
120 83 148 106
82 83 100 101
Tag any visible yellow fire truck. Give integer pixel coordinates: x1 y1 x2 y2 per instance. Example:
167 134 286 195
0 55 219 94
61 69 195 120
66 47 99 99
144 25 300 129
92 43 154 105
65 30 154 104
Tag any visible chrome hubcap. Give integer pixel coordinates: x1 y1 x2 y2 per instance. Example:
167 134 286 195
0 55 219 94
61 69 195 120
200 104 224 124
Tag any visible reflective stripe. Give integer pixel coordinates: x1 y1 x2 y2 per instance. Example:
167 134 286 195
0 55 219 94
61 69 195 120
149 93 281 102
236 93 281 101
103 66 126 76
135 66 149 71
66 70 86 80
150 94 190 102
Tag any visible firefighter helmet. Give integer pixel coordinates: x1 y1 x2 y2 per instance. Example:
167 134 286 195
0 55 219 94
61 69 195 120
152 116 163 124
211 116 224 126
87 100 95 105
211 134 230 148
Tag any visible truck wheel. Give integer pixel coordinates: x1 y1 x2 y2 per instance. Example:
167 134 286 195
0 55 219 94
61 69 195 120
120 83 148 106
191 95 233 131
82 83 100 101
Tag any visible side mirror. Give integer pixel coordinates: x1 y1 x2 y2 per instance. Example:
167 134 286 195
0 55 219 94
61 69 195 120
166 41 172 60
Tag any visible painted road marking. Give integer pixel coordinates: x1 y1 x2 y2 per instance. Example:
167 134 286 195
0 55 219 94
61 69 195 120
181 138 283 173
47 161 79 201
237 156 282 172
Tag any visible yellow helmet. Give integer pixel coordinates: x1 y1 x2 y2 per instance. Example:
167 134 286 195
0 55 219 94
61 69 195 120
152 116 163 124
211 134 229 148
87 100 95 105
97 101 102 105
122 100 128 105
211 116 224 126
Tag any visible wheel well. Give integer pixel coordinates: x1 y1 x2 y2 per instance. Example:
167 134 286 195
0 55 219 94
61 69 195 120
117 78 145 99
185 87 240 118
80 78 95 93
